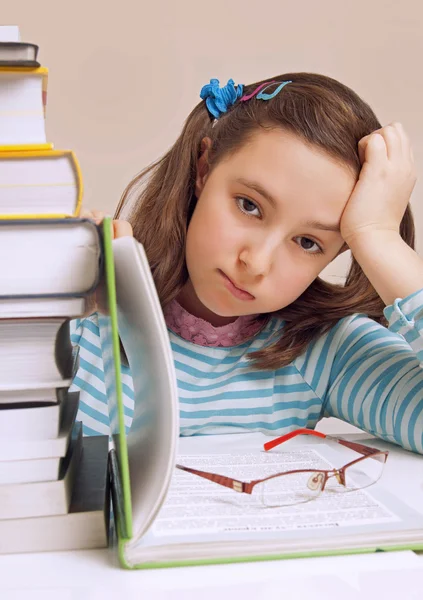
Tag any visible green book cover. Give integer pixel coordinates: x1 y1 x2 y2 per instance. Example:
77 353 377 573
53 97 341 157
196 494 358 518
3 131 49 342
101 217 132 541
99 217 179 568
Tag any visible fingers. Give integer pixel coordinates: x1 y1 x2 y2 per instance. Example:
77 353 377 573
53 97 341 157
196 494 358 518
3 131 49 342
378 123 403 162
357 134 372 165
80 209 108 222
113 219 133 238
366 133 388 166
80 208 133 240
359 122 413 166
358 132 387 167
378 123 416 183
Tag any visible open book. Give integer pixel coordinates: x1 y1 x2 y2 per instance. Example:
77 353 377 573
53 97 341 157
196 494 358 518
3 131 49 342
100 219 423 569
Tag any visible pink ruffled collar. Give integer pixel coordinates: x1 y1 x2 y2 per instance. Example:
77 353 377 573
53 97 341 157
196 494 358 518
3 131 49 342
163 299 266 347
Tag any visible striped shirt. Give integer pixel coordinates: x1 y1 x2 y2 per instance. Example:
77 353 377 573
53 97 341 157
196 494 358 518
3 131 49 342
70 287 423 454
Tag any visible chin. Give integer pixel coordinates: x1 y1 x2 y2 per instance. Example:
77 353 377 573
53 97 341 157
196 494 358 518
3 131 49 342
195 288 241 318
205 295 259 320
202 298 238 318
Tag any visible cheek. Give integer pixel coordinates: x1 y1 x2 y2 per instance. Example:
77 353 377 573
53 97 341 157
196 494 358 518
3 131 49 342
270 257 321 296
187 200 234 261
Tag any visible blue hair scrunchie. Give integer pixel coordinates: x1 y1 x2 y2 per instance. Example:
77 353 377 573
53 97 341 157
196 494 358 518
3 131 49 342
200 78 244 119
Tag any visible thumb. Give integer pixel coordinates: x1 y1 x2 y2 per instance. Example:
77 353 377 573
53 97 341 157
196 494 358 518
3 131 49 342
112 219 133 239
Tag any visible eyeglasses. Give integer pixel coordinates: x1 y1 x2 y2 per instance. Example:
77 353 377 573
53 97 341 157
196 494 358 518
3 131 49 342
176 429 389 507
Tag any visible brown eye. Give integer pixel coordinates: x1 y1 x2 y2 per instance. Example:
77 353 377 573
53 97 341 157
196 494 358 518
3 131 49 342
243 199 256 212
294 236 324 255
236 197 261 217
301 238 315 250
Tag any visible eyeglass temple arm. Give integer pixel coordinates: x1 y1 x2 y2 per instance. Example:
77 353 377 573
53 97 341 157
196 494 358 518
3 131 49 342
175 464 245 492
263 428 381 457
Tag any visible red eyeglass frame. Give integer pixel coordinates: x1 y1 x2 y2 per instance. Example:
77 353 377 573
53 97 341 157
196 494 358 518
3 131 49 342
176 428 389 495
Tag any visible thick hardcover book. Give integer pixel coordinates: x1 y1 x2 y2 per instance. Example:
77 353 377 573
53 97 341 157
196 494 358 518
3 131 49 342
0 421 82 519
0 296 86 319
0 318 75 391
0 42 40 67
0 433 110 554
0 67 48 146
0 218 102 298
0 386 68 441
0 390 78 464
0 386 70 406
0 149 82 217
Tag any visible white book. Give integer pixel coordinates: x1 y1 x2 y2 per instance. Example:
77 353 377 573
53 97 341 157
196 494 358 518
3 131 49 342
0 455 61 485
0 387 63 405
0 390 78 462
0 42 39 65
0 435 109 554
0 318 74 390
0 389 67 440
0 69 46 146
0 26 20 42
0 219 101 296
0 296 86 319
0 151 83 216
0 422 82 520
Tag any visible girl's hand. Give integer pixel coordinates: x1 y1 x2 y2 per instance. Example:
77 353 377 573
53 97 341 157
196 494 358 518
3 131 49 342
340 122 417 246
81 209 133 240
81 209 133 315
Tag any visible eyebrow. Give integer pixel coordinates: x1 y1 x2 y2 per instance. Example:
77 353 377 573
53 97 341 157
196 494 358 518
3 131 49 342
235 177 341 233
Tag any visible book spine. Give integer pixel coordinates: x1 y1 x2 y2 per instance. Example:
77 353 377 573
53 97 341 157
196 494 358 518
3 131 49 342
0 66 47 74
0 143 53 152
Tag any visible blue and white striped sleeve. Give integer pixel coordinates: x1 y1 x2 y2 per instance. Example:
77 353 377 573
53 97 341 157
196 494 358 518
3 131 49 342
69 314 135 436
324 287 423 454
69 314 111 435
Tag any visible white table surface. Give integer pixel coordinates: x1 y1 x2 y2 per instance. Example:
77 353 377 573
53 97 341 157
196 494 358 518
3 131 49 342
1 419 422 600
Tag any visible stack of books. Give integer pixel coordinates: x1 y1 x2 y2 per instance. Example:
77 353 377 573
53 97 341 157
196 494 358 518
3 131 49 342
0 26 110 554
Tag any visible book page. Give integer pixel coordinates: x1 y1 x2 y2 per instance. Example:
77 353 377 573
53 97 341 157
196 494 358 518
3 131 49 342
152 450 398 537
128 435 423 565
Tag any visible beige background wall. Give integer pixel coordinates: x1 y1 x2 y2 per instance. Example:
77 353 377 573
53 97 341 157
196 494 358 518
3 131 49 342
3 0 423 281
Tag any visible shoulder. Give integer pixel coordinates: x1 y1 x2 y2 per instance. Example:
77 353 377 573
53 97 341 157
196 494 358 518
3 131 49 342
294 310 409 372
312 311 407 359
70 312 101 348
70 312 99 332
330 311 407 348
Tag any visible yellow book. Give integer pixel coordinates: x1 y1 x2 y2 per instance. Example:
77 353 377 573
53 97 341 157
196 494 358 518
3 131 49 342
0 148 83 218
0 143 54 152
0 66 49 148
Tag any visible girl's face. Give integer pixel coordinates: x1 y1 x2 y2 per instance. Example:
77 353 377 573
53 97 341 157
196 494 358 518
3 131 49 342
179 128 356 326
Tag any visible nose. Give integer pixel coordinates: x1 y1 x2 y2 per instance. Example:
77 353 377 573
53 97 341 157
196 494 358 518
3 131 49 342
238 235 278 278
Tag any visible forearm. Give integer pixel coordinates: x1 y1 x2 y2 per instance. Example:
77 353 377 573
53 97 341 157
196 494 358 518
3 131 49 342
347 230 423 306
324 307 423 454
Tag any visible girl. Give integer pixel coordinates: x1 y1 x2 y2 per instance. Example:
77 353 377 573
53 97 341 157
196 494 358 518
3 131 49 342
71 72 423 454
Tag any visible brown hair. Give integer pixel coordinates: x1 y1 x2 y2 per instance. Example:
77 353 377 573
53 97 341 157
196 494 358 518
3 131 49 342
115 72 415 370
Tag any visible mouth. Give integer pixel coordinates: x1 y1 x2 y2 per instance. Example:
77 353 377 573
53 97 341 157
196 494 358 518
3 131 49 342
219 270 255 301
